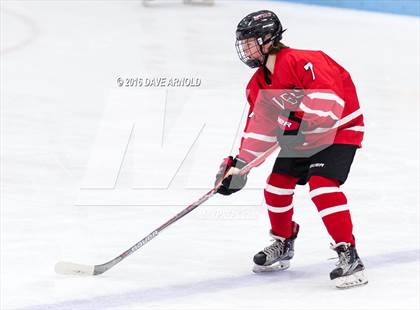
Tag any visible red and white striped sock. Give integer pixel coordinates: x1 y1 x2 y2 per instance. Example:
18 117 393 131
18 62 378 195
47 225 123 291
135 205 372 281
308 175 355 245
264 173 298 239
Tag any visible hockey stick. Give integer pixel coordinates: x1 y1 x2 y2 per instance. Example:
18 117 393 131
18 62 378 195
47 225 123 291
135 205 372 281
55 143 280 276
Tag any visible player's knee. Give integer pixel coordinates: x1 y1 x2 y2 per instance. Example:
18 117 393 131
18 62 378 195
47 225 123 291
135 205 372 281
264 173 297 204
308 175 340 191
266 172 297 188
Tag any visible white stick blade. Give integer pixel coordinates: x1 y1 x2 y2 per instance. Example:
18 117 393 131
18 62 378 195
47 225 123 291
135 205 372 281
55 261 95 276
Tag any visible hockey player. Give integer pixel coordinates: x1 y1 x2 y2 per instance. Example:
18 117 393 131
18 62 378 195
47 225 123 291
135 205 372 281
215 10 367 289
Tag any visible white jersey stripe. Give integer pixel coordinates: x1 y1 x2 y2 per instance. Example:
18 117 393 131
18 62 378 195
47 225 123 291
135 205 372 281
309 186 341 199
242 149 264 157
299 102 340 120
243 132 278 143
319 204 349 218
343 125 365 132
265 184 294 196
307 92 345 107
265 201 294 213
302 109 362 134
336 109 363 127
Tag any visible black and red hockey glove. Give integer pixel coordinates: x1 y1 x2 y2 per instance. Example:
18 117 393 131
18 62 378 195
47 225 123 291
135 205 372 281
215 156 248 196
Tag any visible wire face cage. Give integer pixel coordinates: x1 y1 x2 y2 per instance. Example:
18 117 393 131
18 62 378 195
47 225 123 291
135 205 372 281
235 37 264 68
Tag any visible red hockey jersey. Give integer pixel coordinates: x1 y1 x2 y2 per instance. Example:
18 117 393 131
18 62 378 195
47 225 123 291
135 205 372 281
237 47 364 163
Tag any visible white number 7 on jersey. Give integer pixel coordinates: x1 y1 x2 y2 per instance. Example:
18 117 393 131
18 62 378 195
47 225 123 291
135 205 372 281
304 62 315 80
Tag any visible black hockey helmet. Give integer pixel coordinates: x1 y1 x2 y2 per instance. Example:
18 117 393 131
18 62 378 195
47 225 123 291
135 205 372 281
235 10 285 68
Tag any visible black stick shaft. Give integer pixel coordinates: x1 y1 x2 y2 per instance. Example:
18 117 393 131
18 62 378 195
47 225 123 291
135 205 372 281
93 143 279 275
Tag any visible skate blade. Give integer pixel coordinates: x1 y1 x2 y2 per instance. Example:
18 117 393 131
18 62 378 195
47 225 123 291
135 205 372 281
334 270 368 289
252 260 290 273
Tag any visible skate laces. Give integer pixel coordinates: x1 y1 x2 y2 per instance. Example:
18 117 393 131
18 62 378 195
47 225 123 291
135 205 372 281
263 239 285 258
330 242 351 267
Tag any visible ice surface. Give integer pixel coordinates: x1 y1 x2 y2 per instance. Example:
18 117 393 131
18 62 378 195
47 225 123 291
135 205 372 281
1 1 419 309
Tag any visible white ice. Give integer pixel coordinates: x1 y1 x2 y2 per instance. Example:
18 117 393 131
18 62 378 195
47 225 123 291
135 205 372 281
1 1 419 309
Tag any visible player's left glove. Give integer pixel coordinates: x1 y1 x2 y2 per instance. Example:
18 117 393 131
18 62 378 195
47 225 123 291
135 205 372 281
215 156 248 195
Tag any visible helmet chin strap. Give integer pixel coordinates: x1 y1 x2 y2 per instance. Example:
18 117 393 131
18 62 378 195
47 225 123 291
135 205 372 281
257 34 276 67
257 38 272 84
256 40 267 63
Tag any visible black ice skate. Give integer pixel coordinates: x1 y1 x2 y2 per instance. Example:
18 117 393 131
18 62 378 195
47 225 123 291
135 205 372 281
252 222 299 273
330 242 368 289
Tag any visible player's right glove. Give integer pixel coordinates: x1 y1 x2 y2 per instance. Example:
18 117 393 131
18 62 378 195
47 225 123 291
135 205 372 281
215 156 248 195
